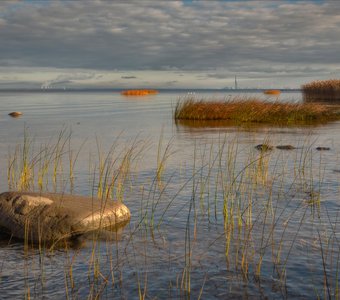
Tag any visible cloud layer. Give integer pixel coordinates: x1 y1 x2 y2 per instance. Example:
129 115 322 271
0 1 339 88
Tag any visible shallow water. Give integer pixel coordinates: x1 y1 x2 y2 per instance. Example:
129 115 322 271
0 90 339 299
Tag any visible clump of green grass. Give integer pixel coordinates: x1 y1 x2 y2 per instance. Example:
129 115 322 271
4 129 340 299
302 79 340 102
174 97 340 125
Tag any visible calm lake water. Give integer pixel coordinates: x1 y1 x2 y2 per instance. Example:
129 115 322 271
0 90 339 299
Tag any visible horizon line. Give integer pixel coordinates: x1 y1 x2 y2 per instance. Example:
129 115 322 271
0 87 302 92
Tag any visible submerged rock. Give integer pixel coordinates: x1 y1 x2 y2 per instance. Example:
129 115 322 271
8 112 23 117
316 147 330 151
0 191 130 243
255 144 273 151
276 145 296 150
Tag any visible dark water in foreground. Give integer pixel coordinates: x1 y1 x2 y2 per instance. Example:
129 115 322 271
0 90 339 299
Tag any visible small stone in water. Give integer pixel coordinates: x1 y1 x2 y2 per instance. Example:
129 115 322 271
276 145 295 150
255 144 273 151
8 112 23 117
316 147 330 151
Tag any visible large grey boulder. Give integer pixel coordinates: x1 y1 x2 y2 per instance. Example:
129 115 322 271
0 191 130 243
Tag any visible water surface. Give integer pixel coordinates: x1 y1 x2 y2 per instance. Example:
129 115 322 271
0 90 339 299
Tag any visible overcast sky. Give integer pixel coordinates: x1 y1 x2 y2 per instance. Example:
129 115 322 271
0 0 339 89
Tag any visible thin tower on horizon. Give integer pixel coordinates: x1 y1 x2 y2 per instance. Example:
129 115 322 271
235 75 238 90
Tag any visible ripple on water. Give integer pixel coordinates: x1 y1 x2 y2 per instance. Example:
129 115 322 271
0 90 339 299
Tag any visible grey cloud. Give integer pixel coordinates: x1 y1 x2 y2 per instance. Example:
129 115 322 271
205 73 231 80
0 81 40 89
41 72 95 88
121 76 137 79
204 65 338 80
165 80 178 86
0 1 339 79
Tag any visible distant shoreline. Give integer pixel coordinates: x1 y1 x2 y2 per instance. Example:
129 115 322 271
0 88 302 93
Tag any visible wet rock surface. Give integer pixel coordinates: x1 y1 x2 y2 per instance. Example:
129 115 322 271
0 191 130 243
276 145 296 150
316 147 330 151
254 145 331 151
255 144 273 151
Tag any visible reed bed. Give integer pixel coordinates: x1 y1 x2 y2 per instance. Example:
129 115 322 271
302 79 340 102
174 97 340 125
263 89 281 95
121 89 158 96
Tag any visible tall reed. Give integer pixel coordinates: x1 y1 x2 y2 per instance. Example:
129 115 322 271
302 79 340 102
174 97 340 125
4 129 340 299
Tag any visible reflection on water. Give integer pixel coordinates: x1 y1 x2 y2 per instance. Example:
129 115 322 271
176 118 238 128
303 93 340 103
0 220 130 250
81 220 130 243
0 90 339 299
175 118 332 132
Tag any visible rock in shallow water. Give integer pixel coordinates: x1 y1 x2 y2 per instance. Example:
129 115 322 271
255 144 273 151
316 147 330 151
0 191 130 243
8 112 23 117
276 145 296 150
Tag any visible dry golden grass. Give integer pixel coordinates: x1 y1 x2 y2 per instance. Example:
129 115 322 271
174 97 340 125
121 89 158 96
302 79 340 102
264 90 281 95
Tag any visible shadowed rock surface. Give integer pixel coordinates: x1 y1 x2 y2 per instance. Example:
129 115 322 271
316 147 330 151
276 145 296 150
0 191 130 243
255 144 273 151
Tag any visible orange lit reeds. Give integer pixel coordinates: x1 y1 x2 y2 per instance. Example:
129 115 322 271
264 90 281 95
121 89 159 96
302 79 340 102
174 97 340 125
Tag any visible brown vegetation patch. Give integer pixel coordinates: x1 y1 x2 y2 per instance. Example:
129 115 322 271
302 79 340 102
263 90 281 95
174 97 340 125
121 89 158 96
